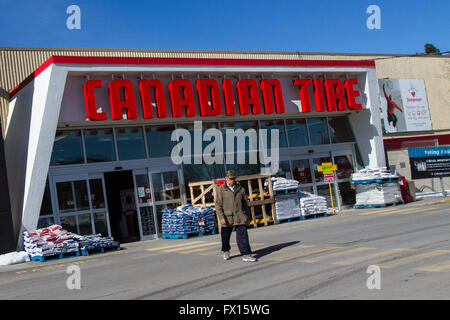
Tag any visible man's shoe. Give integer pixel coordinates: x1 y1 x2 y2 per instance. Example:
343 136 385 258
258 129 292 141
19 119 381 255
242 255 257 262
223 251 231 260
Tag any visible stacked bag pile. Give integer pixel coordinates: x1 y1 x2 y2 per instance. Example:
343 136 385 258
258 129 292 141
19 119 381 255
298 192 328 216
265 177 299 191
23 224 119 259
352 166 402 206
76 234 119 254
351 167 398 182
161 204 216 236
275 194 301 220
23 225 79 258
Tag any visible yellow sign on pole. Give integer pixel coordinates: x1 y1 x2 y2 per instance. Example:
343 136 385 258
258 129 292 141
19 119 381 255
319 162 337 215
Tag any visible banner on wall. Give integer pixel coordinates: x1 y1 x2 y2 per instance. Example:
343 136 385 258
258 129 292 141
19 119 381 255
408 146 450 179
378 79 432 133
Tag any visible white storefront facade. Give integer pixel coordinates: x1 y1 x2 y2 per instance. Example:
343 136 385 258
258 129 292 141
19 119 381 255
5 56 385 247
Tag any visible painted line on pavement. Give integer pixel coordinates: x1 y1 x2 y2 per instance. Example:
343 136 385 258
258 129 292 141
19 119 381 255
299 247 377 263
270 246 343 262
380 250 450 269
332 248 414 266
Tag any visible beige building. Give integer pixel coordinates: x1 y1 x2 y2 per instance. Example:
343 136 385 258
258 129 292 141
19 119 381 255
1 47 449 195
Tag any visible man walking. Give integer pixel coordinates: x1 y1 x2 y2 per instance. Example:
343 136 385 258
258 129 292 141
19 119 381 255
215 170 257 262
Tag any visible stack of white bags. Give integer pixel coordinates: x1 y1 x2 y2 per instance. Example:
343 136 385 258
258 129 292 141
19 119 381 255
298 192 328 216
352 166 401 206
351 166 398 181
354 183 401 206
275 194 301 220
265 177 299 191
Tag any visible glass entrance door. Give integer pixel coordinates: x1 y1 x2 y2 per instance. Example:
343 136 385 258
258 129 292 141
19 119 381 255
290 148 356 211
133 169 157 240
50 173 111 236
133 167 185 240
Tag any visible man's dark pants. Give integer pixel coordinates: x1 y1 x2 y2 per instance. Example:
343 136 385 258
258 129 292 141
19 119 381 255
221 225 252 256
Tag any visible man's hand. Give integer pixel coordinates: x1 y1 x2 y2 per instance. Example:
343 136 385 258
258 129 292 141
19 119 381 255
220 218 226 226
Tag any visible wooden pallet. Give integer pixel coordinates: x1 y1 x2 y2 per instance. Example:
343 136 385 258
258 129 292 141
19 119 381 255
188 174 277 233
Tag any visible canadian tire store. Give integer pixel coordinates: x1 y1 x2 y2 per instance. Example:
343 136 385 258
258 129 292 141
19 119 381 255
5 56 385 247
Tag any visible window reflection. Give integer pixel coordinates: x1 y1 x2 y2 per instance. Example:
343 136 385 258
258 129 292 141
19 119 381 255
89 179 105 209
286 119 309 147
116 127 146 160
259 120 287 149
146 125 177 158
56 180 89 213
151 171 180 202
308 118 330 145
334 155 354 179
328 117 354 143
292 159 313 184
50 130 84 165
84 129 116 163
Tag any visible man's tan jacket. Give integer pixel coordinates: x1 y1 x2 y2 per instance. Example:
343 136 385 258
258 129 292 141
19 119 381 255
215 183 251 227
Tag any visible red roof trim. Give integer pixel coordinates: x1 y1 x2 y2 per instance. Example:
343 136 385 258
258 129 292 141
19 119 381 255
9 55 376 98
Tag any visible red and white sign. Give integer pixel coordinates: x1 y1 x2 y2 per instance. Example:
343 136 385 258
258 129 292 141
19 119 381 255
324 173 335 183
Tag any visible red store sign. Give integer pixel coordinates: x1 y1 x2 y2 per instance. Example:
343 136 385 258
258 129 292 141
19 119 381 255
83 77 363 121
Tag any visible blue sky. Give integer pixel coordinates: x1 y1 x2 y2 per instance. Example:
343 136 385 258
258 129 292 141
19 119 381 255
0 0 448 54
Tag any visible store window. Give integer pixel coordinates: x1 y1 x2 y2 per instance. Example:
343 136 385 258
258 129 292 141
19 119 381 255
151 171 181 202
259 120 288 149
338 181 356 207
146 125 177 158
226 158 261 177
56 180 89 213
286 119 309 147
50 130 84 166
89 179 106 209
183 162 226 184
60 215 77 234
94 212 109 236
78 214 92 235
292 159 313 184
328 117 354 143
84 129 116 163
115 127 146 160
268 160 291 179
221 121 259 154
308 118 330 145
312 156 332 183
135 174 152 204
334 155 355 180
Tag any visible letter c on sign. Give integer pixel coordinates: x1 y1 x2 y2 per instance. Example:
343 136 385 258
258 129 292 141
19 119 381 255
83 80 107 121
